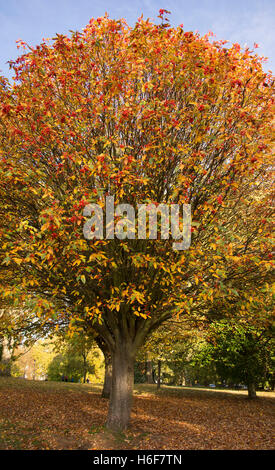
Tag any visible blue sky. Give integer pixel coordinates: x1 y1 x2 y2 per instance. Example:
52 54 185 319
0 0 274 80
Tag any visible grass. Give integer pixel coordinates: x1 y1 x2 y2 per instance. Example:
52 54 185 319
0 377 274 450
134 382 275 398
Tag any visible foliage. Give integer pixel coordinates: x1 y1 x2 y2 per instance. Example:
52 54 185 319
47 353 92 382
1 12 273 339
11 334 104 383
134 361 146 384
193 321 275 391
47 331 103 382
12 340 56 379
0 11 274 428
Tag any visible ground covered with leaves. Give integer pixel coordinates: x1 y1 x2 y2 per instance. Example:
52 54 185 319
0 377 274 450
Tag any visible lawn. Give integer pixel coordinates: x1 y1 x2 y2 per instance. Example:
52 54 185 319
0 377 274 450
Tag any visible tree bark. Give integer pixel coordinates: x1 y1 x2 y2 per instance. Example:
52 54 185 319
247 382 257 399
181 373 186 386
157 359 161 389
83 356 87 383
146 352 154 384
106 343 135 431
102 351 112 398
0 336 12 377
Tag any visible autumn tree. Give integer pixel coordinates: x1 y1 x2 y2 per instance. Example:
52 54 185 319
52 330 97 383
47 342 96 383
0 12 274 429
12 339 55 380
0 308 22 376
136 310 211 387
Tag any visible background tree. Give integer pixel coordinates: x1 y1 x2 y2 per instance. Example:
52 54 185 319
138 317 206 386
47 352 95 382
95 336 112 398
194 320 274 397
60 330 97 383
12 339 55 380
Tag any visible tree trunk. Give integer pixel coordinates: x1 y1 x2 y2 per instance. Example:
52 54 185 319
83 353 87 383
157 359 161 389
102 351 112 398
106 344 135 431
146 352 154 384
247 382 257 399
0 337 12 377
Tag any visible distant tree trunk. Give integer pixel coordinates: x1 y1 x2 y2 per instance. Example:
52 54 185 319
102 350 112 398
157 360 161 389
33 359 36 380
146 352 154 384
95 337 112 398
106 341 135 431
181 373 186 386
83 353 87 383
0 336 12 377
247 382 257 399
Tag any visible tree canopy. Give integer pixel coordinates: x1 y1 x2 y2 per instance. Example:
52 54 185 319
0 12 274 429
